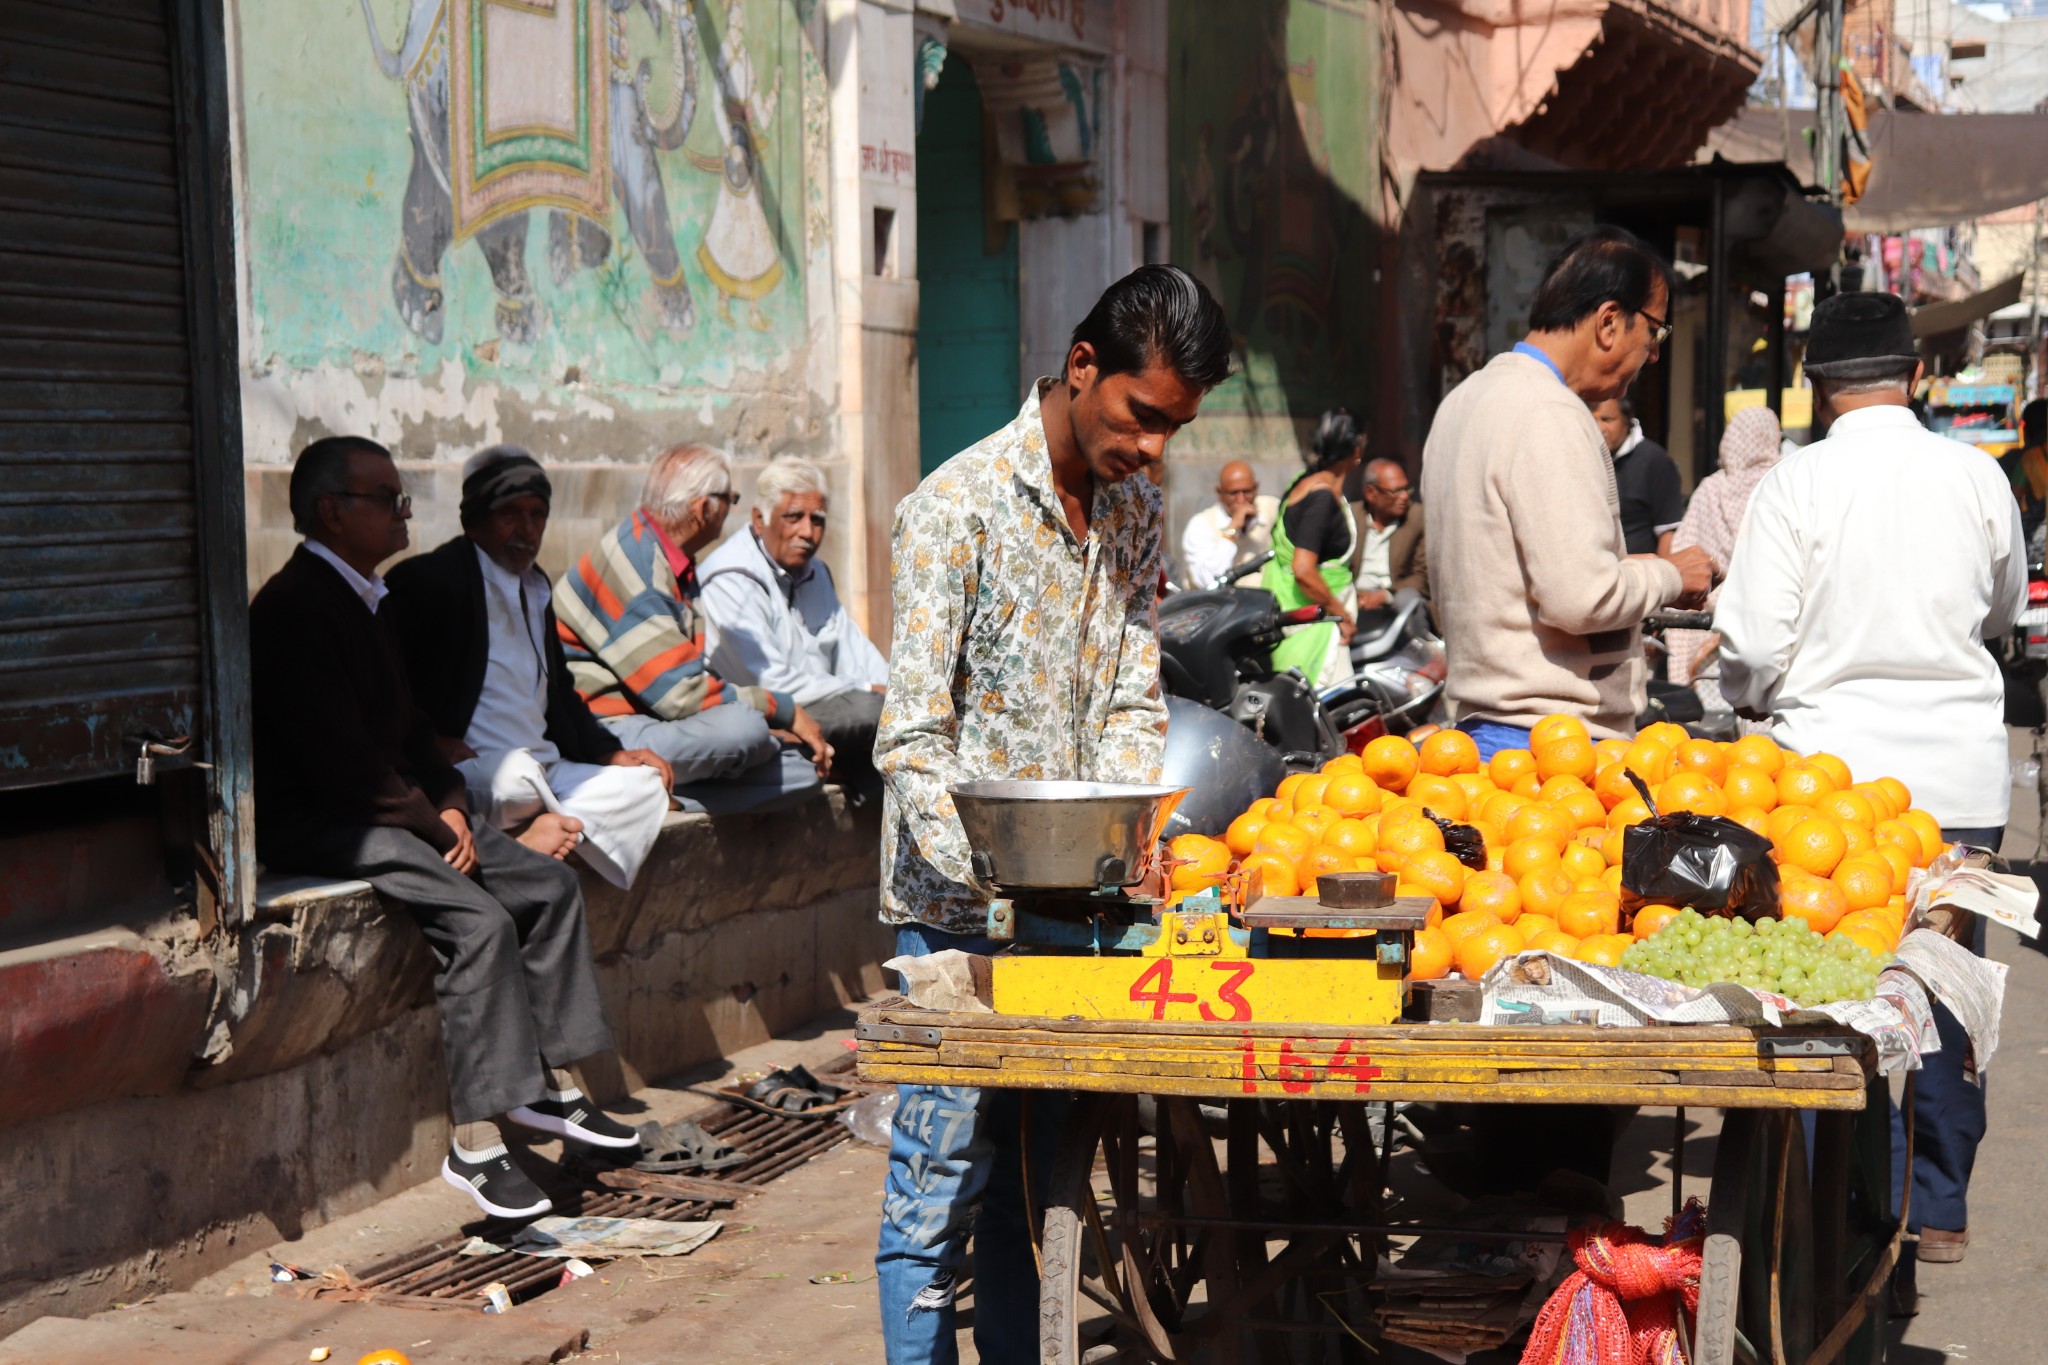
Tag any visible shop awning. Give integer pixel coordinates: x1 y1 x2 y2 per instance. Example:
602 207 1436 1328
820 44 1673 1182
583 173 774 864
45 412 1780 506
1705 108 2048 233
1910 272 2027 338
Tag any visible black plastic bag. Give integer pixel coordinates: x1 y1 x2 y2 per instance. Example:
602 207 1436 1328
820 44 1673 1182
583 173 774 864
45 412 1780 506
1424 810 1489 872
1619 772 1780 919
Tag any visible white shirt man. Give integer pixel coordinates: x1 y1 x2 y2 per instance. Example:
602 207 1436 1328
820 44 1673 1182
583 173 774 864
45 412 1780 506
1718 395 2026 829
1180 460 1279 588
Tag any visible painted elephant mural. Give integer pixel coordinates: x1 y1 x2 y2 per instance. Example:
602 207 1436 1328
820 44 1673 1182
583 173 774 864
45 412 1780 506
357 0 779 345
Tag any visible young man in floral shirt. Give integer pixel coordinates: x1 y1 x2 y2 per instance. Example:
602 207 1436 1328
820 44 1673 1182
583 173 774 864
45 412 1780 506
873 266 1233 1365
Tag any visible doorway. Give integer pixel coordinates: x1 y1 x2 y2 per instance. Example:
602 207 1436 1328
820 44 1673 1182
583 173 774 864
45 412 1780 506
915 56 1020 477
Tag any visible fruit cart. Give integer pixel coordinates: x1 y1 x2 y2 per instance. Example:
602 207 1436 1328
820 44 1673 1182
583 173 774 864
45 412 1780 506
857 781 1906 1364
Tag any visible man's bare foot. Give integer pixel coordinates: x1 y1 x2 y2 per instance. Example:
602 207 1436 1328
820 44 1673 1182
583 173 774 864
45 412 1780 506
515 813 584 860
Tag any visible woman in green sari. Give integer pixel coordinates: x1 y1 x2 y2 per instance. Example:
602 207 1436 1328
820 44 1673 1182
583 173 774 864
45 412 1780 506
1262 409 1366 688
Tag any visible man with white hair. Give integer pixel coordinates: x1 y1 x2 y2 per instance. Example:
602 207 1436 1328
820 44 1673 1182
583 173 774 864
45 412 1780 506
700 456 890 797
554 443 830 814
384 445 674 888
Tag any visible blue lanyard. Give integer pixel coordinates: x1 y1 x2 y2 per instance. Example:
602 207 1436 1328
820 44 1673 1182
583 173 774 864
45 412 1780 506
1513 341 1567 386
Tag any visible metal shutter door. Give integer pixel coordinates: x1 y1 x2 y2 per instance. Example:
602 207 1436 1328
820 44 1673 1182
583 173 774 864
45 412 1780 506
0 1 202 789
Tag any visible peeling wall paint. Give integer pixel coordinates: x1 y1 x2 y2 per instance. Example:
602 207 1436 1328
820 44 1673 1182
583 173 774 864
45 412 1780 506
231 0 844 589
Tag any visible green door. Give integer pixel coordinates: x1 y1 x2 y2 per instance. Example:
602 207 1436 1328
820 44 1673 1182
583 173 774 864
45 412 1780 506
916 58 1020 477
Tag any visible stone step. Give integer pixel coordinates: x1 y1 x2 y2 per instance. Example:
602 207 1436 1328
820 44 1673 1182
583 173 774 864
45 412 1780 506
0 1292 588 1364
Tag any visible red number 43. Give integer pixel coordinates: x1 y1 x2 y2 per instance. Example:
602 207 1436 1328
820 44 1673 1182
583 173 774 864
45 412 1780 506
1127 959 1256 1022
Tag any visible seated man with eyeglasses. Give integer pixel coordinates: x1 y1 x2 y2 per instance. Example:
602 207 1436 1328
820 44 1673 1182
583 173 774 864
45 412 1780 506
700 456 890 801
554 443 829 815
249 436 642 1222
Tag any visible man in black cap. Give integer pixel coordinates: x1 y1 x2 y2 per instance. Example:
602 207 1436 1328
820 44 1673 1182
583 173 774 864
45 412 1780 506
1716 291 2025 1296
385 444 674 888
251 436 645 1223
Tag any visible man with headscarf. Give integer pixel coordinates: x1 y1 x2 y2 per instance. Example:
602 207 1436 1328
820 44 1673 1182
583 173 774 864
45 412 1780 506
385 445 674 888
1716 292 2026 1291
1662 405 1785 690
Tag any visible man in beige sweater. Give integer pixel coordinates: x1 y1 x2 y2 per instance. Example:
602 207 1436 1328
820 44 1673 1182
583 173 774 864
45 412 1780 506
1422 227 1711 751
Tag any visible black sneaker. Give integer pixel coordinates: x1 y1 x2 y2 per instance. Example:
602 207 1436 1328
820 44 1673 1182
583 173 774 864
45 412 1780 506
506 1090 643 1150
441 1145 553 1220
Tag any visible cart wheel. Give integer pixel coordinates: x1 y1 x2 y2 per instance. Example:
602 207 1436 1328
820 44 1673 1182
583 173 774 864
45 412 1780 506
1039 1094 1384 1364
1701 1109 1820 1364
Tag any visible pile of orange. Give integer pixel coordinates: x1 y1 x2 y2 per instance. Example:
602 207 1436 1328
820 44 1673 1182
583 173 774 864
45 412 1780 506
1173 716 1946 985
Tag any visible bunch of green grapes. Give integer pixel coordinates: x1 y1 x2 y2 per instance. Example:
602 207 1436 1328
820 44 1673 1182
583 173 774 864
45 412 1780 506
1619 909 1883 1007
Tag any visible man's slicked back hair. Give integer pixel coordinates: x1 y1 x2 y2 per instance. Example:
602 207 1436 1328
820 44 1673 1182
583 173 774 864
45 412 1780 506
291 435 392 536
1069 265 1233 389
1526 226 1673 334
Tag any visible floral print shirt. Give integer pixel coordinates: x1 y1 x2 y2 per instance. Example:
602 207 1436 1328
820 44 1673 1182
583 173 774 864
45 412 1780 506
877 379 1169 933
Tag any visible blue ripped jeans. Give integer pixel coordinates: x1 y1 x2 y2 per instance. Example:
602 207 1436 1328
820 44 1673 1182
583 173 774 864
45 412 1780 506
875 923 1066 1365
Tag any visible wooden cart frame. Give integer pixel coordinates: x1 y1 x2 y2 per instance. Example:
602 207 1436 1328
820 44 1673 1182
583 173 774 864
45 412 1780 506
859 1007 1905 1364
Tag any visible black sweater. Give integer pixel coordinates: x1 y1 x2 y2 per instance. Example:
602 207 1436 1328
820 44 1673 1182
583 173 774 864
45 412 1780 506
249 545 468 858
382 535 621 765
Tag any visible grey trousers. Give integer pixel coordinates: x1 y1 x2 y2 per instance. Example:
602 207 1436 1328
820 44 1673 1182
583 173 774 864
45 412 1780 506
806 687 883 798
268 816 613 1124
602 704 822 816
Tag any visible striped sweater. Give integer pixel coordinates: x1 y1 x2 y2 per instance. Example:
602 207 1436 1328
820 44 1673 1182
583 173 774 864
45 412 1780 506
554 508 793 723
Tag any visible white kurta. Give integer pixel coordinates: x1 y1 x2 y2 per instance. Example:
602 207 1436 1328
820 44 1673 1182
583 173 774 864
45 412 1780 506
1715 405 2027 828
1180 496 1279 589
458 547 668 889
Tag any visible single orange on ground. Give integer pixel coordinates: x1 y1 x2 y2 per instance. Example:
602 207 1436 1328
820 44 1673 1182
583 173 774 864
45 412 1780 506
1575 935 1630 967
1874 776 1912 819
1621 738 1675 785
1832 854 1893 912
1871 843 1913 894
1517 913 1559 941
1534 736 1598 783
1323 817 1376 859
1519 865 1576 918
1671 738 1728 785
1168 835 1231 891
1239 850 1299 898
1419 728 1482 777
1407 775 1469 822
1555 789 1609 830
1440 908 1501 947
1255 821 1314 862
1722 765 1778 811
1530 714 1591 750
1595 763 1644 810
1607 797 1653 831
1224 811 1269 858
1808 752 1854 789
1506 802 1575 848
1561 841 1607 883
1456 923 1527 979
1780 877 1848 934
1411 926 1454 981
1729 733 1786 775
1632 903 1682 940
1404 849 1470 907
1658 771 1728 818
1488 748 1539 790
1462 869 1523 923
1323 772 1383 817
1528 929 1583 957
1291 806 1337 841
1502 835 1563 880
1725 806 1770 839
1557 889 1621 938
1361 735 1421 793
1781 817 1848 877
1321 752 1365 777
1818 790 1878 830
1777 762 1838 808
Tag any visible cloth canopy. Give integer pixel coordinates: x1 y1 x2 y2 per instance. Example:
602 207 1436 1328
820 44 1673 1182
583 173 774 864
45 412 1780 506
1910 273 2026 339
1706 107 2048 233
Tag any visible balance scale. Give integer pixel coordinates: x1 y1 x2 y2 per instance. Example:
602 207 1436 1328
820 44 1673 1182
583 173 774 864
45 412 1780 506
953 781 1429 1028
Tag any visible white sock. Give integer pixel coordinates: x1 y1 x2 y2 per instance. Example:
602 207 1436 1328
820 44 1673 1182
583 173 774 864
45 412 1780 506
544 1085 585 1103
451 1137 507 1163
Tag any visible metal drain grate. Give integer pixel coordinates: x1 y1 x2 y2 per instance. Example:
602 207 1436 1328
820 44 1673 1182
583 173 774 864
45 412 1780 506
298 1060 880 1310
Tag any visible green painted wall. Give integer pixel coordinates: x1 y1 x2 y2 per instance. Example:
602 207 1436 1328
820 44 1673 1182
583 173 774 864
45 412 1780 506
1168 0 1380 462
914 57 1021 476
